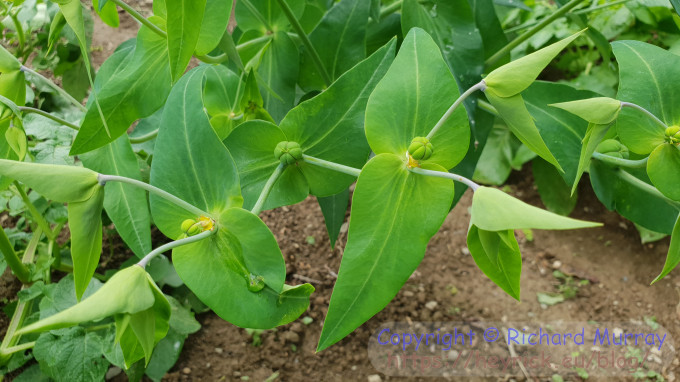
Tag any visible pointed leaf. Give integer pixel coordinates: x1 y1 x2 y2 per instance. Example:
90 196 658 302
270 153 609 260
93 0 120 28
0 44 20 72
550 97 621 125
647 143 680 201
0 159 99 202
470 186 601 231
317 189 349 248
234 0 305 33
365 28 470 170
257 32 299 122
573 123 611 194
652 214 680 283
467 225 521 300
0 70 26 119
317 154 454 351
68 186 105 300
167 0 206 82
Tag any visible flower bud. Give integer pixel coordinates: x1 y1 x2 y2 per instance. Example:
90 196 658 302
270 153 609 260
181 219 196 233
274 141 303 165
407 137 434 160
666 125 680 143
596 139 629 159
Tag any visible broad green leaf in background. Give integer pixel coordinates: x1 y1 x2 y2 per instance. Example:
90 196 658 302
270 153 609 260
470 186 601 231
195 0 232 55
234 0 306 33
550 97 622 125
590 162 680 234
33 327 109 382
256 32 299 122
68 185 104 300
472 124 536 186
647 144 680 201
484 30 585 97
81 136 152 258
317 154 454 351
0 44 21 72
173 207 313 329
613 41 680 154
71 20 172 154
166 0 207 82
0 160 99 202
317 188 349 248
240 70 274 123
470 0 508 68
150 67 242 239
555 0 611 64
93 0 120 28
467 225 521 300
0 71 26 119
365 28 470 170
652 215 680 283
298 0 369 91
532 158 578 216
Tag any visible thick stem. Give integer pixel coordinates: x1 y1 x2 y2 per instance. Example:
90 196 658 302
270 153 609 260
14 182 54 240
0 228 30 284
592 152 648 169
20 66 87 112
110 0 167 37
380 0 403 19
615 169 680 208
18 107 79 131
251 163 285 216
302 155 362 177
410 167 480 191
97 174 208 217
506 0 631 33
486 0 586 67
477 99 500 117
137 229 216 268
427 80 486 140
128 129 158 144
274 0 332 87
621 102 668 130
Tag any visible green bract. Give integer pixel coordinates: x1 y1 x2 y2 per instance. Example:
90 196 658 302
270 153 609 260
550 97 622 125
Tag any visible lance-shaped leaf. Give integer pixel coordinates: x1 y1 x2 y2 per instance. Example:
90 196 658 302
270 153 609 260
257 31 299 123
572 123 611 194
167 0 206 82
467 225 522 300
150 66 243 240
317 154 454 351
318 188 349 248
365 28 470 170
173 208 313 329
70 19 172 154
0 44 20 72
234 0 306 33
0 159 100 202
484 30 585 97
68 185 105 300
652 215 680 283
469 186 601 231
298 0 369 91
550 97 622 125
647 143 680 201
613 41 680 154
195 0 232 55
225 39 396 209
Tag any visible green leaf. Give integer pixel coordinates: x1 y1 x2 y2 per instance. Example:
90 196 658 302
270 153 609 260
467 225 521 300
48 10 67 53
613 41 680 154
195 0 232 55
144 328 186 381
317 154 454 351
166 296 201 335
550 97 621 125
298 0 369 90
150 66 243 240
0 44 21 72
365 28 470 170
37 275 103 319
317 189 349 248
573 123 611 194
81 136 152 258
166 0 206 82
0 71 26 119
590 162 680 235
33 327 109 382
0 159 100 202
93 0 120 28
240 70 274 123
485 89 562 171
647 143 680 201
533 158 578 216
472 124 536 185
470 0 508 68
70 20 172 154
484 29 585 97
470 186 601 231
234 0 306 33
652 214 680 283
257 32 299 122
5 125 27 161
68 185 105 300
173 207 313 329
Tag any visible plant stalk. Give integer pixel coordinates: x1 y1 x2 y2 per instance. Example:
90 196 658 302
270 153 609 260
427 80 486 140
110 0 167 37
591 152 648 169
621 102 668 130
409 167 480 191
13 182 54 240
506 0 631 33
138 229 216 268
97 174 208 217
18 107 80 131
0 2 25 58
0 228 30 284
614 169 680 208
251 163 285 216
274 0 332 87
20 66 86 112
128 129 158 144
486 0 586 67
302 155 362 177
380 0 403 19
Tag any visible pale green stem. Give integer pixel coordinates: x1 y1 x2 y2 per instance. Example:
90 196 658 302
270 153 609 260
138 229 215 268
409 166 480 191
477 99 500 116
592 152 648 169
615 169 680 208
251 163 285 216
18 107 79 131
274 0 332 87
506 0 631 33
21 66 86 112
0 228 30 284
13 182 54 241
110 0 167 37
193 35 276 65
2 341 35 354
380 0 403 19
427 80 486 140
128 129 158 144
97 174 208 217
302 155 362 177
486 0 586 67
621 102 668 130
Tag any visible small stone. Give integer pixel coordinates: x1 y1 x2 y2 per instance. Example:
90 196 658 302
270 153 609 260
613 300 619 306
461 247 470 256
283 331 301 343
215 347 223 354
290 323 304 333
182 367 191 374
403 291 414 298
425 301 438 310
105 367 122 380
552 260 562 269
340 222 349 234
351 365 357 371
367 375 382 382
